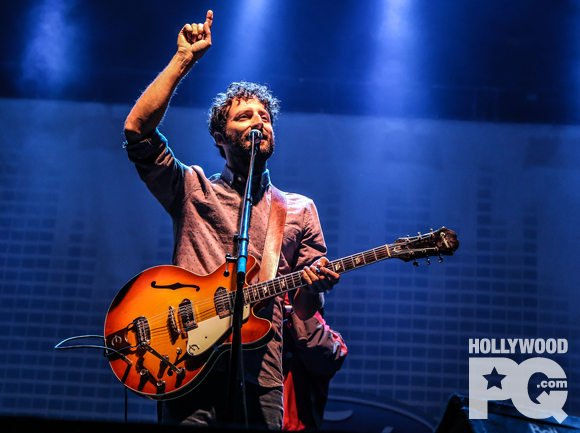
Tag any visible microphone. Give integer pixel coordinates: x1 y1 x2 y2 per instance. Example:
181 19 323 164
249 130 262 144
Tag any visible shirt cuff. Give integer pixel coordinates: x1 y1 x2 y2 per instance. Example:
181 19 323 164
124 128 168 160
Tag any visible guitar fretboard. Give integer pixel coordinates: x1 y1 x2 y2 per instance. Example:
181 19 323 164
241 242 401 305
229 227 457 306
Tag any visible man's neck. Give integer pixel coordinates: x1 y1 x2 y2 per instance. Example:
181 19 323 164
227 158 267 180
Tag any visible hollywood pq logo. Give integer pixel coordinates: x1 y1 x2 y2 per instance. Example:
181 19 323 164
469 338 568 423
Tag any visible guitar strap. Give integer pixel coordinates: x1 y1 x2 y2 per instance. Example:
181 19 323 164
258 185 287 282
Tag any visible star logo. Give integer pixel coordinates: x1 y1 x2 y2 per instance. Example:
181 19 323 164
483 367 507 390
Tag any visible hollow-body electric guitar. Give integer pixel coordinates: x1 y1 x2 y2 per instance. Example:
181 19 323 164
104 227 459 400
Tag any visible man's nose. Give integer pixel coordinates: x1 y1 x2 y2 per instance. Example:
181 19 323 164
251 114 264 130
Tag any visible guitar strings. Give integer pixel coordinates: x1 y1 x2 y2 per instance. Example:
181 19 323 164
131 250 369 337
129 272 307 342
109 243 445 368
125 243 435 341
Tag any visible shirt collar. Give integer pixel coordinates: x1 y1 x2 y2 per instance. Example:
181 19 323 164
221 165 271 197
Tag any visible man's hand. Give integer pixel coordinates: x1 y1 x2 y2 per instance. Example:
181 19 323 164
302 257 340 295
292 258 339 320
177 10 213 64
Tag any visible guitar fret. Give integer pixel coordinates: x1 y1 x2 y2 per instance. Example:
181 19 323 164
365 251 374 263
362 253 369 264
245 288 252 303
260 282 268 299
385 244 391 257
343 256 352 271
330 245 391 275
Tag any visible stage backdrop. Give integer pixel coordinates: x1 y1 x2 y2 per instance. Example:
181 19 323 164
0 98 578 423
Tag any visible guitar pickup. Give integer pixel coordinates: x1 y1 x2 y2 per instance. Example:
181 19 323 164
178 299 197 333
214 287 232 319
133 316 151 347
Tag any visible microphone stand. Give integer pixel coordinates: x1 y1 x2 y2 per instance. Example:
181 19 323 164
226 131 260 426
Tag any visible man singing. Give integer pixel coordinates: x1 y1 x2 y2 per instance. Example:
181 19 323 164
123 11 339 429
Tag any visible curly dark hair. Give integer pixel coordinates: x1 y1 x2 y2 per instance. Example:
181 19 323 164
207 81 281 158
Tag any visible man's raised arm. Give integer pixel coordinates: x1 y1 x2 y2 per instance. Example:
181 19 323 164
124 10 213 143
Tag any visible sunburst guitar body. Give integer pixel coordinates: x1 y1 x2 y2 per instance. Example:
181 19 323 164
104 227 459 400
104 256 272 400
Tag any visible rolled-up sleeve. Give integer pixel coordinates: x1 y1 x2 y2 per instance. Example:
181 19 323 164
125 129 188 215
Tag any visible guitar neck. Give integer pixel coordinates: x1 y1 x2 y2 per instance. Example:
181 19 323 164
242 243 396 305
242 227 457 305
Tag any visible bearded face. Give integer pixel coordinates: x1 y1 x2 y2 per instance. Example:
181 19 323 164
223 126 275 164
219 98 276 168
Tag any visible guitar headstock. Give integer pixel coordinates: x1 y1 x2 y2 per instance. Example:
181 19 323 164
393 227 459 263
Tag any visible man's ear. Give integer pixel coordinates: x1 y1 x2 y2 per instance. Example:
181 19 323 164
214 132 225 146
213 132 228 160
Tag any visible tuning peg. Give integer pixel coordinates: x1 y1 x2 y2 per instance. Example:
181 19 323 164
438 254 444 263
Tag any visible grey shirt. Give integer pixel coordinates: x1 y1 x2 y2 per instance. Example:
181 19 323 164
125 129 327 387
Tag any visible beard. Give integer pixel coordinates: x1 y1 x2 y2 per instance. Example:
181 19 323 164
224 128 275 165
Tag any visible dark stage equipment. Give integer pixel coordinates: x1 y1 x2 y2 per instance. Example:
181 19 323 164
433 394 580 433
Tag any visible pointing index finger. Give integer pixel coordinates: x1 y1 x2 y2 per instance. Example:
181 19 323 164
206 10 213 29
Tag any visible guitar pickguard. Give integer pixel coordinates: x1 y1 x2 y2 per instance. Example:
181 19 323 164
185 304 250 356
